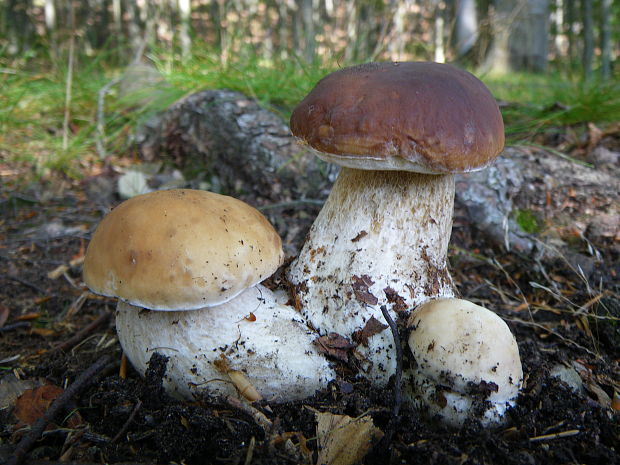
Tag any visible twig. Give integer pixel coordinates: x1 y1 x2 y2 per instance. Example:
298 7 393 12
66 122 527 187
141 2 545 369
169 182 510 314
225 395 273 433
5 274 47 294
243 436 256 465
0 322 31 333
377 305 403 447
110 400 142 443
52 312 113 353
529 429 580 442
8 355 111 465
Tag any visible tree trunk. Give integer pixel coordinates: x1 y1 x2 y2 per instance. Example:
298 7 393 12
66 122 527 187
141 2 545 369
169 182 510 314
600 0 611 80
564 0 575 65
125 0 143 59
300 0 315 62
434 1 446 63
344 0 358 62
582 0 593 79
388 1 407 60
483 0 549 73
454 0 478 58
179 0 191 61
44 0 57 59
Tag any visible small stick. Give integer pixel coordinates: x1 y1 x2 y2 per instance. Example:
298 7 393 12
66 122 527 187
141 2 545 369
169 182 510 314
529 429 580 442
5 275 47 294
110 400 143 444
225 395 273 433
376 305 403 450
52 312 112 353
8 355 110 465
0 321 31 333
243 436 256 465
119 352 128 379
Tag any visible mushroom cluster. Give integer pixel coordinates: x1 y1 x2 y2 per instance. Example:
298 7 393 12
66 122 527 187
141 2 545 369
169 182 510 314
83 189 334 400
82 62 524 428
286 62 506 385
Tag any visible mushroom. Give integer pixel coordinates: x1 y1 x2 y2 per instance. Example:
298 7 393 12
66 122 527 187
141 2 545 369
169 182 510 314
407 298 523 426
83 189 334 400
286 62 505 384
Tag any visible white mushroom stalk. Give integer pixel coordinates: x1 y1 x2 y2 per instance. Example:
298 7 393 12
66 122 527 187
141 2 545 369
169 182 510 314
407 299 523 426
285 62 505 385
116 284 335 401
83 189 335 401
287 168 456 383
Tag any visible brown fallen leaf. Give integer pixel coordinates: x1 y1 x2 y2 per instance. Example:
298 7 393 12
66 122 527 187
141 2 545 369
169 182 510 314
351 275 378 306
383 286 408 313
350 230 368 242
314 333 356 362
351 316 388 347
315 411 384 465
14 385 82 428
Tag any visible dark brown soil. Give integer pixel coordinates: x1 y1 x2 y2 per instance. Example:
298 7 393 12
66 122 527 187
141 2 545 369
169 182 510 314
0 174 618 465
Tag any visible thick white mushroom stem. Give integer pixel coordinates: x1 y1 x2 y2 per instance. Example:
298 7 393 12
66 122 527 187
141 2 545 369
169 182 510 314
115 284 335 401
287 167 456 383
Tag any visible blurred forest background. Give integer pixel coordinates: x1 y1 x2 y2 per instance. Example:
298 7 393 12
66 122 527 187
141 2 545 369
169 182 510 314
0 0 619 177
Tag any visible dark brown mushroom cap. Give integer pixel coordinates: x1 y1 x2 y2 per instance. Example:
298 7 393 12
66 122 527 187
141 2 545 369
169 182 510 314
290 62 505 173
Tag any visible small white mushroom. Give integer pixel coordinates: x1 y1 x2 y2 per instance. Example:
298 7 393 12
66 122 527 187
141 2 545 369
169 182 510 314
83 189 334 401
407 298 523 426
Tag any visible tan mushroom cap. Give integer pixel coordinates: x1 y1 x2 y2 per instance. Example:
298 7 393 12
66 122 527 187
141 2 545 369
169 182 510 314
290 62 505 173
83 189 283 310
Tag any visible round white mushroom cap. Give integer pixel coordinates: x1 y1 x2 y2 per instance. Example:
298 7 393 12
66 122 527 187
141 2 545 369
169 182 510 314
83 189 284 310
116 285 335 401
407 298 522 426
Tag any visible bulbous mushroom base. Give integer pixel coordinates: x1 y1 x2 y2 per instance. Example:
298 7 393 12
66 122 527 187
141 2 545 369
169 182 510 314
115 285 335 401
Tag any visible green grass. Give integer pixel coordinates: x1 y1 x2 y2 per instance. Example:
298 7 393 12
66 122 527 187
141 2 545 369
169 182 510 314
485 72 620 143
2 45 619 177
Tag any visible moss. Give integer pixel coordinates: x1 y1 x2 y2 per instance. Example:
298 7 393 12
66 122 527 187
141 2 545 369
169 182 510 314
514 209 543 234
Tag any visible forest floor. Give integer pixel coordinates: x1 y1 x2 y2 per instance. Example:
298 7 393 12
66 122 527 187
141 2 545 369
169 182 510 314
0 134 619 464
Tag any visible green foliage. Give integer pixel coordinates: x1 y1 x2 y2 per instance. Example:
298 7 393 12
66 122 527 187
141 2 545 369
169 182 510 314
514 209 543 234
486 72 620 143
154 45 335 118
2 43 619 177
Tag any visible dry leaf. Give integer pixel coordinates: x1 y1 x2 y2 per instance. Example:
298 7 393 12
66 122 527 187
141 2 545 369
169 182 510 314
315 411 384 465
14 385 64 426
383 286 408 313
351 316 388 347
14 385 81 428
351 275 378 306
30 327 56 337
350 231 368 242
314 333 356 362
16 312 41 321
